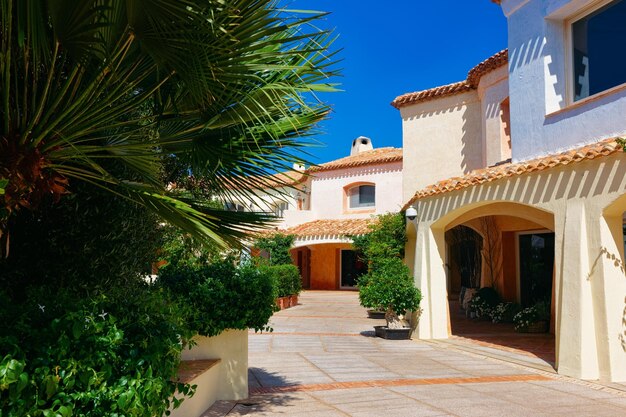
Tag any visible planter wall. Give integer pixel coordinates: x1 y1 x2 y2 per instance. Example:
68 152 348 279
181 329 248 400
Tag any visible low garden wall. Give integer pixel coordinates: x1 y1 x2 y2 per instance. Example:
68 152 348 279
169 329 248 417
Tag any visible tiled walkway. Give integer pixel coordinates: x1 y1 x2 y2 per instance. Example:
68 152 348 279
206 291 626 417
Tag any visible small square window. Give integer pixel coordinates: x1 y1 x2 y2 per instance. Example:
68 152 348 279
348 185 375 209
572 0 626 101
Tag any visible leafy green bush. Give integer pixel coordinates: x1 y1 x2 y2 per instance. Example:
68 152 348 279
355 213 420 328
352 213 406 269
513 300 551 331
254 234 295 266
0 185 162 293
0 285 194 417
261 264 302 297
158 259 278 336
490 302 522 323
358 258 421 327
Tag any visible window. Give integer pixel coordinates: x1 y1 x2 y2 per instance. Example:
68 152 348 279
348 185 375 209
274 201 288 217
224 201 245 212
572 0 626 101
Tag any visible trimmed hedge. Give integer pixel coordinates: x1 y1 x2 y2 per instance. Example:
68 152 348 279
157 259 278 336
261 264 302 298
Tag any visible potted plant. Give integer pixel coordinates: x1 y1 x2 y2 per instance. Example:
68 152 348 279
513 300 550 333
358 258 422 339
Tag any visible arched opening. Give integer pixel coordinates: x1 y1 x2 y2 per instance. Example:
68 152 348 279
434 202 557 367
289 242 363 290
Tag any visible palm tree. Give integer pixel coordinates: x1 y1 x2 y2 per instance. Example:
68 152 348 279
0 0 338 251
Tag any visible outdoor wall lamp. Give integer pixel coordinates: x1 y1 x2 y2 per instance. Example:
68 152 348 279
405 206 418 221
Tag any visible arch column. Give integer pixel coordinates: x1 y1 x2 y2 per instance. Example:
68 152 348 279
554 201 600 379
594 210 626 381
414 223 449 339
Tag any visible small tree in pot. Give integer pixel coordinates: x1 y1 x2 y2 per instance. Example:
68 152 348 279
359 258 421 333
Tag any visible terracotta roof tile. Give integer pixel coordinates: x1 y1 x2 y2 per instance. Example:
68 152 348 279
308 148 403 173
273 218 378 238
403 138 623 209
391 81 472 109
226 169 307 190
467 49 508 88
391 49 508 109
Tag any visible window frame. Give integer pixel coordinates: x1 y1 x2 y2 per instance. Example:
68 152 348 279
564 0 626 106
344 182 376 212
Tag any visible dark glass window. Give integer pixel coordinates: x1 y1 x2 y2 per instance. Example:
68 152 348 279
224 201 245 212
348 185 375 208
572 0 626 101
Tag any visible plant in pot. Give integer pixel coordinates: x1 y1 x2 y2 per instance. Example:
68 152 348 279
513 300 550 333
358 258 421 339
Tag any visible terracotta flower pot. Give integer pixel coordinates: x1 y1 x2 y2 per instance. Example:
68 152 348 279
290 295 298 306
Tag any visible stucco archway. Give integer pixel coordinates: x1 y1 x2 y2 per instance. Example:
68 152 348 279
415 200 557 366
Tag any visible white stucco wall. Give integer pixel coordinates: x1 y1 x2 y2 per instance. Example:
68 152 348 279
478 66 511 166
503 0 626 162
309 161 403 219
181 330 248 401
400 91 483 202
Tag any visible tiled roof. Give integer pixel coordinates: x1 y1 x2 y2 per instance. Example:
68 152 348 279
274 218 377 238
403 138 623 209
226 169 307 190
390 81 473 109
309 148 403 173
391 49 508 109
467 49 508 88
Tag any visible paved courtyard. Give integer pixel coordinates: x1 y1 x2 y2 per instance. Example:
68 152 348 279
207 291 626 417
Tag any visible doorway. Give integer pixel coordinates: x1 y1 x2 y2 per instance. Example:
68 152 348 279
518 232 555 307
340 249 366 289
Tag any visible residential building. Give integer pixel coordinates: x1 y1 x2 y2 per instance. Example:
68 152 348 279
398 0 626 382
231 138 403 290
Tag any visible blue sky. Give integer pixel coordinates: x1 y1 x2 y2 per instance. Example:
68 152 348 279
293 0 508 164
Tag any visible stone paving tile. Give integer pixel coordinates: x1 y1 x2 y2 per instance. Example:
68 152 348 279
207 291 626 417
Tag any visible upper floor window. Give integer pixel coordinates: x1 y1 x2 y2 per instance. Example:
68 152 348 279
572 0 626 101
348 184 375 209
225 201 245 212
274 201 288 217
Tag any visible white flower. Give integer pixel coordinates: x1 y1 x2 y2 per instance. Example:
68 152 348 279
38 304 45 313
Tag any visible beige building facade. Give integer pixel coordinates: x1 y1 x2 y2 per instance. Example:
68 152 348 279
398 0 626 382
242 138 404 290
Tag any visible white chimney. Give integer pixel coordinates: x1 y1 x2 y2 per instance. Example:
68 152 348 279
292 163 306 171
350 136 373 156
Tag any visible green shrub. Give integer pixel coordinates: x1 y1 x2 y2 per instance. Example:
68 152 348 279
0 184 161 294
0 285 194 417
158 259 278 336
261 264 302 297
158 225 224 272
358 258 421 326
354 214 420 328
490 302 522 323
352 213 406 268
254 234 295 266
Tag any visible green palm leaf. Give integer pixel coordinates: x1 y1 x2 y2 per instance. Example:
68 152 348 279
0 0 338 247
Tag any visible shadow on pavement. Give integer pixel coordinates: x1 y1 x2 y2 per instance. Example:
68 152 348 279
205 368 300 416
